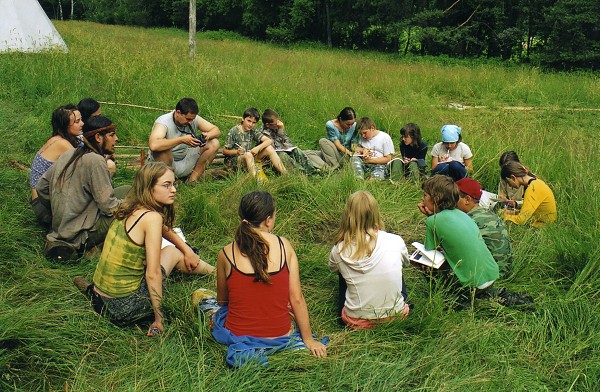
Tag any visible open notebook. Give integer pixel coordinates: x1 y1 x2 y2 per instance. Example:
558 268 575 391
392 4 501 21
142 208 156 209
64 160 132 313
409 242 446 269
161 227 186 249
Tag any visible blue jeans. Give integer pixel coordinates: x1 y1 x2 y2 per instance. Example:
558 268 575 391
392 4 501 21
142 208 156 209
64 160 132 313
431 161 467 181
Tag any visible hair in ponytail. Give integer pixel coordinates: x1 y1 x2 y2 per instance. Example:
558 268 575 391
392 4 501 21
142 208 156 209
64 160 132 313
235 191 276 283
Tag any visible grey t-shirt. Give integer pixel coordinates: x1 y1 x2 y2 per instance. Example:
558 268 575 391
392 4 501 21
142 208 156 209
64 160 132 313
154 111 201 161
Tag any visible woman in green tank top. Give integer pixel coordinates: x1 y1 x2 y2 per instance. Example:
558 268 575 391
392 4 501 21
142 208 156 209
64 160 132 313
91 162 214 336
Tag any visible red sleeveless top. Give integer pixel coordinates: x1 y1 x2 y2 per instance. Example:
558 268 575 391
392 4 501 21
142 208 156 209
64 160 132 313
224 236 291 337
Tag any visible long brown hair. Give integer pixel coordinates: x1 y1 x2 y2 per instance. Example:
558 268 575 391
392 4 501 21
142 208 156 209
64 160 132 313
501 161 535 181
334 191 384 259
235 191 276 283
116 162 175 228
50 104 80 147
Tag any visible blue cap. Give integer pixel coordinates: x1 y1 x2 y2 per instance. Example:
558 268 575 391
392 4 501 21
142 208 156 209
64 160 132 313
441 125 461 142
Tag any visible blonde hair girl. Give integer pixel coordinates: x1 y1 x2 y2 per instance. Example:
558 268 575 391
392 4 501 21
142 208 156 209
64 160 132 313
329 191 410 329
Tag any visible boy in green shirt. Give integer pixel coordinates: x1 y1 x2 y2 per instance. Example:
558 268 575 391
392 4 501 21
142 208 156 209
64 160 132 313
418 175 532 307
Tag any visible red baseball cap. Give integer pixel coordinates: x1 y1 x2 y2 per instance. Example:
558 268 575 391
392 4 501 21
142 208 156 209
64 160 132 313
456 178 482 200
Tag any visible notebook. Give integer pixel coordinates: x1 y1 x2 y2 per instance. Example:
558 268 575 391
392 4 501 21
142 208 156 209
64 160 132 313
409 242 446 269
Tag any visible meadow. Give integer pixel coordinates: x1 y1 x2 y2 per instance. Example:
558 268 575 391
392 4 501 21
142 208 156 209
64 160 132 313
0 21 599 391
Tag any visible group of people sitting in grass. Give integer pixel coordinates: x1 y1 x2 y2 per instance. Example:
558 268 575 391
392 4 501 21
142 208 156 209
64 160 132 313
27 97 557 366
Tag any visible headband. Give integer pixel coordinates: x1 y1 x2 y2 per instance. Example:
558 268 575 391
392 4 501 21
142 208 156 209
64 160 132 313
83 124 116 139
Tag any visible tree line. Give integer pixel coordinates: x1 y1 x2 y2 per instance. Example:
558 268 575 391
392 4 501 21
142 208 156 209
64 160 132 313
40 0 599 70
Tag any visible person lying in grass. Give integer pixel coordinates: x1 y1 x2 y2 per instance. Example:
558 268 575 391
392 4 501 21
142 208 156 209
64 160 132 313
430 124 473 181
350 117 395 180
500 161 557 227
329 191 409 329
193 191 327 367
222 108 287 179
80 162 214 336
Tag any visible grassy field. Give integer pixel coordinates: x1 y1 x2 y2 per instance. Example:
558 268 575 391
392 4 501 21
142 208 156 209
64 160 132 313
1 21 599 391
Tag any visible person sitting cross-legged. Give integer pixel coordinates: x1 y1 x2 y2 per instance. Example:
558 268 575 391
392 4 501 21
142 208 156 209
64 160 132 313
193 191 327 367
351 117 394 180
222 108 287 179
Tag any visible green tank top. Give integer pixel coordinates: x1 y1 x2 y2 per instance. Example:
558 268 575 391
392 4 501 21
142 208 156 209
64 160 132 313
93 214 147 297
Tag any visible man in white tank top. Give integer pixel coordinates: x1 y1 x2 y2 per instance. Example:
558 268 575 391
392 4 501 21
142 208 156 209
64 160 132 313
148 97 221 183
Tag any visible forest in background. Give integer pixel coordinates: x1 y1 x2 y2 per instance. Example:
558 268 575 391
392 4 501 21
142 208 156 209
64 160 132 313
39 0 599 70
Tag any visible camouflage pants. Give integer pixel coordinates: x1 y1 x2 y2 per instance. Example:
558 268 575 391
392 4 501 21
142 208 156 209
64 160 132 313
277 148 316 175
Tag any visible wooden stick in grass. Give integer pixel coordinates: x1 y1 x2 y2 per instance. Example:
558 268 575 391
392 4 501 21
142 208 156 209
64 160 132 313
98 101 169 112
217 114 243 120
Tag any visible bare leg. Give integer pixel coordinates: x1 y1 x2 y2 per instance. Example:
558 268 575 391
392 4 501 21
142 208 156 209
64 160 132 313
257 145 287 175
240 152 257 177
160 246 214 275
189 138 220 182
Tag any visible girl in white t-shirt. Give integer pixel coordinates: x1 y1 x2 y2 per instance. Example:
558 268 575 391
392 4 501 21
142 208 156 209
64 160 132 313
329 191 409 329
430 124 473 181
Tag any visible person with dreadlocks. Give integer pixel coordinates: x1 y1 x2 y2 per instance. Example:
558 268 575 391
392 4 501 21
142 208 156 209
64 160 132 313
36 116 130 261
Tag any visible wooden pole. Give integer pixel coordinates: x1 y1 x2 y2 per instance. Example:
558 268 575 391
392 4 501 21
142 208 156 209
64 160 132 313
189 0 196 60
97 101 169 112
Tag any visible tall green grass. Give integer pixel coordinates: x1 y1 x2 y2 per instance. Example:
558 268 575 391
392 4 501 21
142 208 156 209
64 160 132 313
0 21 598 391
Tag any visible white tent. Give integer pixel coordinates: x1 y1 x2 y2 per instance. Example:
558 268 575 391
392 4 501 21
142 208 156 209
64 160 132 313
0 0 68 52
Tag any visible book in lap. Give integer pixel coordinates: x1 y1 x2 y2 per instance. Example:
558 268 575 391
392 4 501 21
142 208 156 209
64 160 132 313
276 146 297 152
161 227 186 249
409 242 446 269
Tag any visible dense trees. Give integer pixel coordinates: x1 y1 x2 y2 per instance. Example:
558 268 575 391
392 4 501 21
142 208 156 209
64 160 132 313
38 0 599 70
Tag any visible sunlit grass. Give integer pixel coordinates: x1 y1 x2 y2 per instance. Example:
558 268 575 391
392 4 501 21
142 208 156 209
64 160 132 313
0 20 598 391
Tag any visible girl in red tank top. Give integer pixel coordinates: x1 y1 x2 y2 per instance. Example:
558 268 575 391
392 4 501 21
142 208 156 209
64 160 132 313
215 191 327 357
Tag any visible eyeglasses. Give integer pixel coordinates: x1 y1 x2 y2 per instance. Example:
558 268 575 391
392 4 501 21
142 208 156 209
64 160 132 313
157 182 176 190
